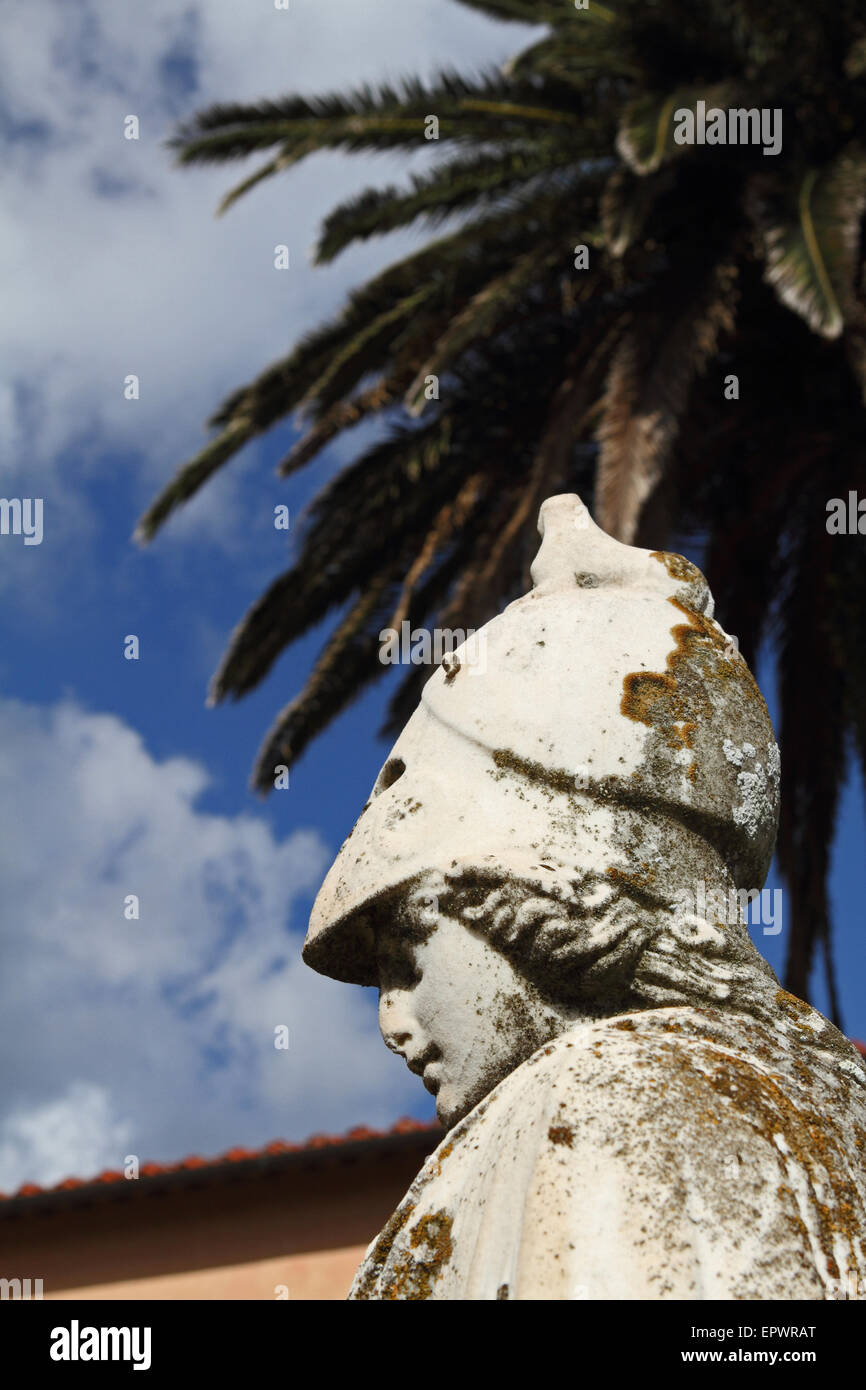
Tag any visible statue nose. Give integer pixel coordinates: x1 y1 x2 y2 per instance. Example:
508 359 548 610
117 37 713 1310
379 990 414 1053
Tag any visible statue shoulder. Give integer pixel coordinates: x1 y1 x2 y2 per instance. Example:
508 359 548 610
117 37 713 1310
351 1008 866 1299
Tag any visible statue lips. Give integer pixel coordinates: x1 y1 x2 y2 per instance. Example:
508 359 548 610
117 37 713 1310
422 1067 441 1098
406 1044 442 1095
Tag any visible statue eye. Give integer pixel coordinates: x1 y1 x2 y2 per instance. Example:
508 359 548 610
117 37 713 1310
380 943 420 990
373 757 406 797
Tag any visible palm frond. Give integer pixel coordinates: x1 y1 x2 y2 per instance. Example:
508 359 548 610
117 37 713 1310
403 245 566 415
149 0 866 1012
315 143 581 263
600 164 673 257
747 145 866 339
209 420 457 701
217 147 311 215
299 285 439 411
380 520 495 740
616 84 738 175
505 26 641 86
596 256 738 544
384 473 486 631
277 378 403 477
776 515 848 1022
134 415 253 543
454 0 567 23
171 70 586 187
250 564 402 792
435 480 529 635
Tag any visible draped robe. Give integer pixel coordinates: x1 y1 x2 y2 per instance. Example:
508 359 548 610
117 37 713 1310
350 1003 866 1300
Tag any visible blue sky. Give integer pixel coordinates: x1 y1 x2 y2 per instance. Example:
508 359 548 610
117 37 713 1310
0 0 862 1192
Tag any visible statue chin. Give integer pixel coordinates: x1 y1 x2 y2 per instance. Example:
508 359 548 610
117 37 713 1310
434 1092 461 1130
433 1066 509 1130
431 1023 575 1131
434 1071 522 1130
428 1072 484 1130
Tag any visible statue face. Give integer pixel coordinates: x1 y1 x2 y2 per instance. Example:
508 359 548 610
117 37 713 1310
376 884 564 1129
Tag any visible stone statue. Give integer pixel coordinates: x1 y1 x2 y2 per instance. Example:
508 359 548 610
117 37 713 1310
303 494 866 1300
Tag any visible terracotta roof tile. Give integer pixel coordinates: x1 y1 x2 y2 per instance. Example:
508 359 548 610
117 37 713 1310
388 1117 433 1134
0 1116 441 1202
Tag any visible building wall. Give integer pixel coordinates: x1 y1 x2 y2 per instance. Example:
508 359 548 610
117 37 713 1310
43 1247 368 1301
1 1147 426 1301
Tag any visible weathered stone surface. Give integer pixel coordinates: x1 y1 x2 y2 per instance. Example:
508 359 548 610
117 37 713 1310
303 494 866 1300
350 1005 866 1300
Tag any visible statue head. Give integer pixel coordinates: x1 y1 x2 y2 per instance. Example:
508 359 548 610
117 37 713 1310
303 495 782 1126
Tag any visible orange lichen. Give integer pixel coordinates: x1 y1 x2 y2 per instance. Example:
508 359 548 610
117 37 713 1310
776 989 811 1015
351 1199 418 1300
381 1209 454 1300
651 551 706 586
702 1046 862 1280
432 1142 454 1178
623 601 743 734
775 990 816 1034
606 863 657 893
548 1124 574 1147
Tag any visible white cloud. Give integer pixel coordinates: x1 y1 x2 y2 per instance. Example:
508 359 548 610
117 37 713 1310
0 696 419 1192
0 1083 133 1194
0 0 534 595
0 0 528 1193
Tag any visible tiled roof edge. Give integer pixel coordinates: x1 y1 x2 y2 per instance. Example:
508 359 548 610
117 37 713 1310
0 1117 442 1212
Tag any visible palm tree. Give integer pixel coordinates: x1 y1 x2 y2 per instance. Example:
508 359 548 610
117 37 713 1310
138 0 866 1020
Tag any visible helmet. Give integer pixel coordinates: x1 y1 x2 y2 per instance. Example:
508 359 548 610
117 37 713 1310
303 495 780 985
